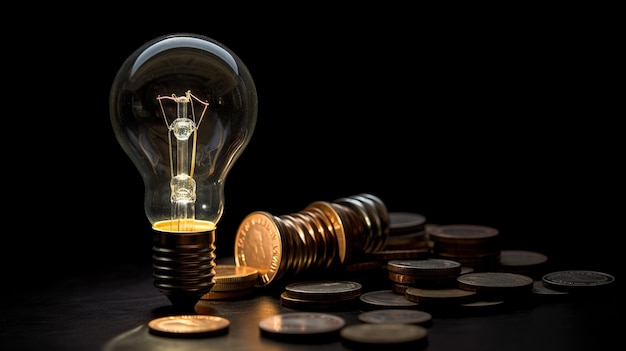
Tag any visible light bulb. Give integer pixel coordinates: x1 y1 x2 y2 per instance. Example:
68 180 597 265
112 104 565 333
109 33 257 310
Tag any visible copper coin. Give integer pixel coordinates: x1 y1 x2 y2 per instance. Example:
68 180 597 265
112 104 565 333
148 315 230 338
499 250 548 268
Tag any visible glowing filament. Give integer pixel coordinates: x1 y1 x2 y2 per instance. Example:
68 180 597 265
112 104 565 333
157 91 209 231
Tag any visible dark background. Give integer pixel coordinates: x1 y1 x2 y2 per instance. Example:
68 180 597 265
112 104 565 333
9 6 621 288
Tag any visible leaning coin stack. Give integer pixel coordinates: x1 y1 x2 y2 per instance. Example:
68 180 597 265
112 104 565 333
234 193 390 287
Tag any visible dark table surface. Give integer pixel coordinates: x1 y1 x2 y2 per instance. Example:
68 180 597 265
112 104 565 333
1 254 620 351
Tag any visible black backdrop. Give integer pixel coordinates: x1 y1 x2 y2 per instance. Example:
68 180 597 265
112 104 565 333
12 7 620 287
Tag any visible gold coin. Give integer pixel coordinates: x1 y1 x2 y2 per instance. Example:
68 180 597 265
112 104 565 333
148 315 230 337
208 264 259 292
306 201 349 264
213 264 258 283
200 287 255 300
234 211 283 287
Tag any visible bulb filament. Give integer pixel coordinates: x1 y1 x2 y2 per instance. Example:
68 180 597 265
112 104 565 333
157 90 209 231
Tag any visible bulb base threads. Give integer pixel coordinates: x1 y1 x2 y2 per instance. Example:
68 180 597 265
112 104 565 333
152 230 216 311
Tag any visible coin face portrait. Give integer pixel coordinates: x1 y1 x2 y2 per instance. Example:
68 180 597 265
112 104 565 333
234 211 283 286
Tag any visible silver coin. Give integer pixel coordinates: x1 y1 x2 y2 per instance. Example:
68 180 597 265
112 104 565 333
358 309 432 326
387 258 462 277
340 323 428 345
457 272 534 290
542 270 615 291
359 289 418 308
388 212 427 234
532 280 569 296
259 312 346 336
284 280 362 300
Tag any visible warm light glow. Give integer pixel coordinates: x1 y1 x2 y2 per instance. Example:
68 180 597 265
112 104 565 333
156 90 212 232
153 219 216 233
110 33 257 233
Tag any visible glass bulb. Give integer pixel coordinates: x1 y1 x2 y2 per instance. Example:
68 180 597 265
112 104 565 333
109 33 257 309
110 33 257 231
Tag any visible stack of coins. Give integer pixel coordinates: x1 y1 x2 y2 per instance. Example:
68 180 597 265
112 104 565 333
384 212 429 250
367 212 431 263
279 280 362 310
234 193 390 287
428 224 501 270
200 264 258 300
498 249 548 279
387 258 463 294
334 194 390 254
401 271 535 314
404 286 478 309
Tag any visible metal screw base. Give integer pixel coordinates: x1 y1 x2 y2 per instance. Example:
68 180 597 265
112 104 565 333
152 230 216 311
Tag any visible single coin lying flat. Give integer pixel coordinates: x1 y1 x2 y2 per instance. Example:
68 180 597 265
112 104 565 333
340 323 428 348
148 315 230 338
542 270 615 292
259 312 346 341
358 309 432 326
